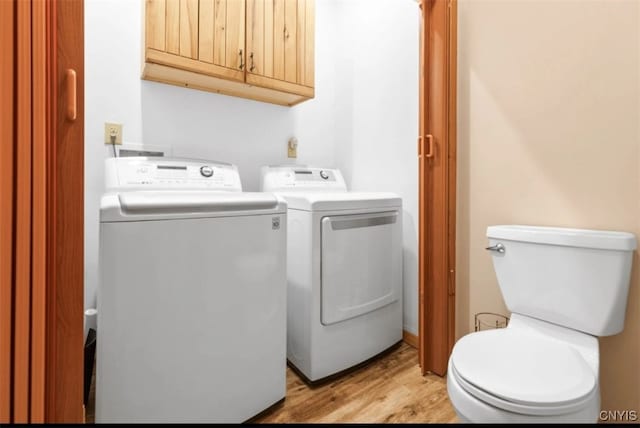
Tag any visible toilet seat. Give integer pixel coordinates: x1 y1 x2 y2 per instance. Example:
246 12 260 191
451 329 597 416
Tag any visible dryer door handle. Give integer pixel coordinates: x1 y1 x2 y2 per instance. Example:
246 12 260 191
328 212 398 231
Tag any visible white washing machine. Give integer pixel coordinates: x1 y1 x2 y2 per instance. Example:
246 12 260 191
261 165 403 382
97 157 287 423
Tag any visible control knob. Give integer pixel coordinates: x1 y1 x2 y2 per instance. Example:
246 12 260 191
200 166 214 177
319 170 329 180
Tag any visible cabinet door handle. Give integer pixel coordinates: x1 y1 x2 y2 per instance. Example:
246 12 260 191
238 49 244 70
425 134 434 158
66 69 77 121
249 52 255 72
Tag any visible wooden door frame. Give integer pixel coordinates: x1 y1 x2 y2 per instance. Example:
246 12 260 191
418 0 457 376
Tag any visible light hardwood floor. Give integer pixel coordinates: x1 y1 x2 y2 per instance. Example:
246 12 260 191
86 342 457 423
255 342 457 423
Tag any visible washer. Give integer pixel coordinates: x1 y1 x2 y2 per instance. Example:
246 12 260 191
261 165 403 382
97 157 287 422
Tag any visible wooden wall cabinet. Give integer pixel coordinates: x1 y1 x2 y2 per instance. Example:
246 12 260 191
143 0 315 106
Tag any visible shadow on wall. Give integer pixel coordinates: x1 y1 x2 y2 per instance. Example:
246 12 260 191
455 11 471 337
457 0 640 413
402 210 418 334
139 81 298 191
326 0 420 335
459 0 638 230
330 0 355 186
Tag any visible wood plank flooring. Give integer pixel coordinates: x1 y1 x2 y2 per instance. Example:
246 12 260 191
86 342 457 423
255 343 456 423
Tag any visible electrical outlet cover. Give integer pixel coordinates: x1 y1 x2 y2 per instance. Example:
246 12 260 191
104 122 123 145
288 137 298 158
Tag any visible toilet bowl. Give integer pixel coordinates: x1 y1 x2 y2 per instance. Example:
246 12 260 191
447 314 600 423
447 225 636 423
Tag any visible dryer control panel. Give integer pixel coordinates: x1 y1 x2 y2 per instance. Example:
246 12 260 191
260 165 348 192
105 157 242 192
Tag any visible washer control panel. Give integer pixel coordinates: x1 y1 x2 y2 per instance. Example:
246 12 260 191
261 165 347 192
105 157 242 191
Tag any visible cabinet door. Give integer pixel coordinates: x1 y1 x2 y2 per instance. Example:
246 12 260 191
198 0 246 71
156 0 198 59
145 0 245 82
246 0 314 98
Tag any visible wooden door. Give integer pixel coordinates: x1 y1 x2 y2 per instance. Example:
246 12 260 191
418 0 457 377
0 0 84 423
145 0 245 82
0 0 16 421
47 0 85 421
246 0 314 98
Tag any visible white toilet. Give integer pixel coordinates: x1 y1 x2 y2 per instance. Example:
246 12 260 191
447 225 637 423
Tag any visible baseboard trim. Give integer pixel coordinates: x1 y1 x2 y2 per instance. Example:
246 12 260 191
403 330 419 349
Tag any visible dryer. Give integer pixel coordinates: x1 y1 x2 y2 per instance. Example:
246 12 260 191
97 157 287 422
261 165 403 382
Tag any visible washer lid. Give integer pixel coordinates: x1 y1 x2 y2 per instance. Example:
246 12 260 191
451 329 596 407
278 192 401 212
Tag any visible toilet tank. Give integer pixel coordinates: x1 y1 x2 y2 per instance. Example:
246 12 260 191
487 225 637 336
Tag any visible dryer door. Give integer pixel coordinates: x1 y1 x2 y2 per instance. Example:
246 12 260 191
320 211 402 325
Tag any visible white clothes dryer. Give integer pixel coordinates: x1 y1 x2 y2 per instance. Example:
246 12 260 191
261 165 403 382
97 157 287 422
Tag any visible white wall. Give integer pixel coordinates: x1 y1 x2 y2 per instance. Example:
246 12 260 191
85 0 419 334
457 0 640 412
330 0 420 334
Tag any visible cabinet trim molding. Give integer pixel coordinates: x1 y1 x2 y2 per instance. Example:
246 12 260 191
146 48 244 82
143 62 310 107
246 73 314 98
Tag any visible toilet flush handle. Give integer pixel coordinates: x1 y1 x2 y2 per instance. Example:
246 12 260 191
485 243 505 254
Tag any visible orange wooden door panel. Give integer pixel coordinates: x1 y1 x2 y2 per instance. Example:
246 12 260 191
418 0 457 376
45 0 85 422
30 0 50 422
0 0 16 422
2 0 84 422
14 1 34 421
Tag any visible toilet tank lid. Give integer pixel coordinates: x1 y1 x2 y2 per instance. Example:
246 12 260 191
487 225 637 251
